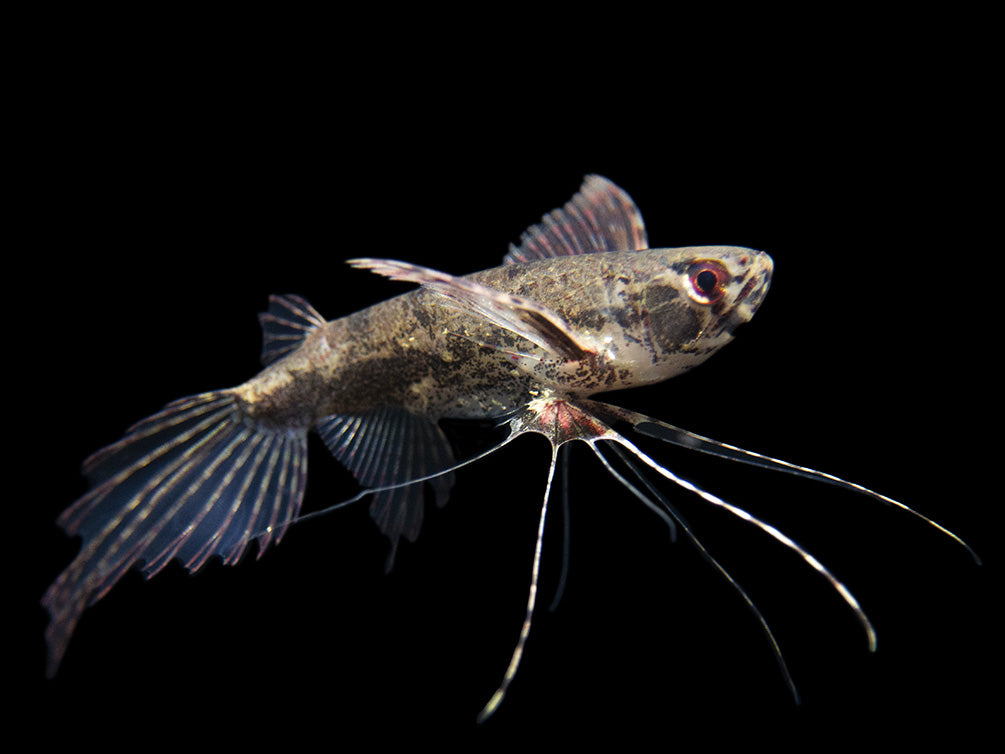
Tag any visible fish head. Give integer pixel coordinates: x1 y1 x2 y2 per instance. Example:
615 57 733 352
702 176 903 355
603 246 774 385
663 245 774 331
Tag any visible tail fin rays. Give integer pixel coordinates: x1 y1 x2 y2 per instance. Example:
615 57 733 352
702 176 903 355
43 390 308 678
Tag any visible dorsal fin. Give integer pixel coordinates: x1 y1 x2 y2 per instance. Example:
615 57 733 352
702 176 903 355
503 174 648 265
258 294 326 365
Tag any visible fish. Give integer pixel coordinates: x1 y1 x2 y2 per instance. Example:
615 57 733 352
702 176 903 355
42 175 979 721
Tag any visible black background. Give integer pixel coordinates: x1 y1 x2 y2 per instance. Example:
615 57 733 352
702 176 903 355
20 15 996 750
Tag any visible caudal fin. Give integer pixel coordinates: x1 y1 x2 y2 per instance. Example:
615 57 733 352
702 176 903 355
43 390 308 677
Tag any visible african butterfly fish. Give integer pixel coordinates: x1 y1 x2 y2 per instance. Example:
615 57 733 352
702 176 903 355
44 175 978 720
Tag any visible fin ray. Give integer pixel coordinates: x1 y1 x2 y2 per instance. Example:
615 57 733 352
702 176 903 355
599 440 799 702
348 258 594 361
478 443 558 722
504 175 648 265
258 294 326 365
592 402 980 564
43 391 308 677
316 407 456 570
599 428 879 652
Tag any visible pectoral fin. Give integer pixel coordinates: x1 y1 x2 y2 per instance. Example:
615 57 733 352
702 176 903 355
348 258 593 361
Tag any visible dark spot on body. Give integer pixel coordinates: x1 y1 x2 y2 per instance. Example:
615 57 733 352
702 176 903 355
644 284 680 307
647 299 702 353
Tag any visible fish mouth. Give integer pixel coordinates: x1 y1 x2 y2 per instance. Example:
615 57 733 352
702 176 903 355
723 252 773 328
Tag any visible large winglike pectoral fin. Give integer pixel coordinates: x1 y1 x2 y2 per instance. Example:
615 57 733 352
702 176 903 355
348 258 595 361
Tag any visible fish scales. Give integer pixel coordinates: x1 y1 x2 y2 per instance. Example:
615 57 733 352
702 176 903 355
43 175 976 722
240 248 765 427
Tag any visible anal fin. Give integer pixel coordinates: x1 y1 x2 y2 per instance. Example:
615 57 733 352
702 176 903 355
316 407 457 570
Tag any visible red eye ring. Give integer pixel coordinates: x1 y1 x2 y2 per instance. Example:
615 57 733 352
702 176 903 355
685 260 730 304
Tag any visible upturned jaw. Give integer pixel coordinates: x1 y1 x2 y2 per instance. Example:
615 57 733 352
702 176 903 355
743 250 774 314
724 251 773 328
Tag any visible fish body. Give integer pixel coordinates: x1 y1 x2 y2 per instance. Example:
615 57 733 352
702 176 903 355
43 176 974 720
241 246 771 424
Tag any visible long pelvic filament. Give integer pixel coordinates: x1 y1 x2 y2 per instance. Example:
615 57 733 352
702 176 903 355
477 447 558 722
596 440 799 702
633 418 980 565
608 433 879 652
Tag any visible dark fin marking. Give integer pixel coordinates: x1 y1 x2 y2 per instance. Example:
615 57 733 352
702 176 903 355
596 404 981 565
43 390 309 677
258 294 326 365
316 407 456 571
503 174 648 265
347 258 594 361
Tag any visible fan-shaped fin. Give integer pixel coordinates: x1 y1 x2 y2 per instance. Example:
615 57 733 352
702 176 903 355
316 407 457 570
504 174 648 264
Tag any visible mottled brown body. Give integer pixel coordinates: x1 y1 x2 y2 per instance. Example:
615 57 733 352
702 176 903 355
238 247 771 433
41 176 776 700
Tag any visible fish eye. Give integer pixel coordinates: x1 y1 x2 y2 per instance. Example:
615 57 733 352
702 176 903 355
685 260 730 304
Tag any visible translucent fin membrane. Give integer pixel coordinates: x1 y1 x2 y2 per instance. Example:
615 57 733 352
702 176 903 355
258 294 326 365
43 391 308 677
317 406 457 571
503 174 649 264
